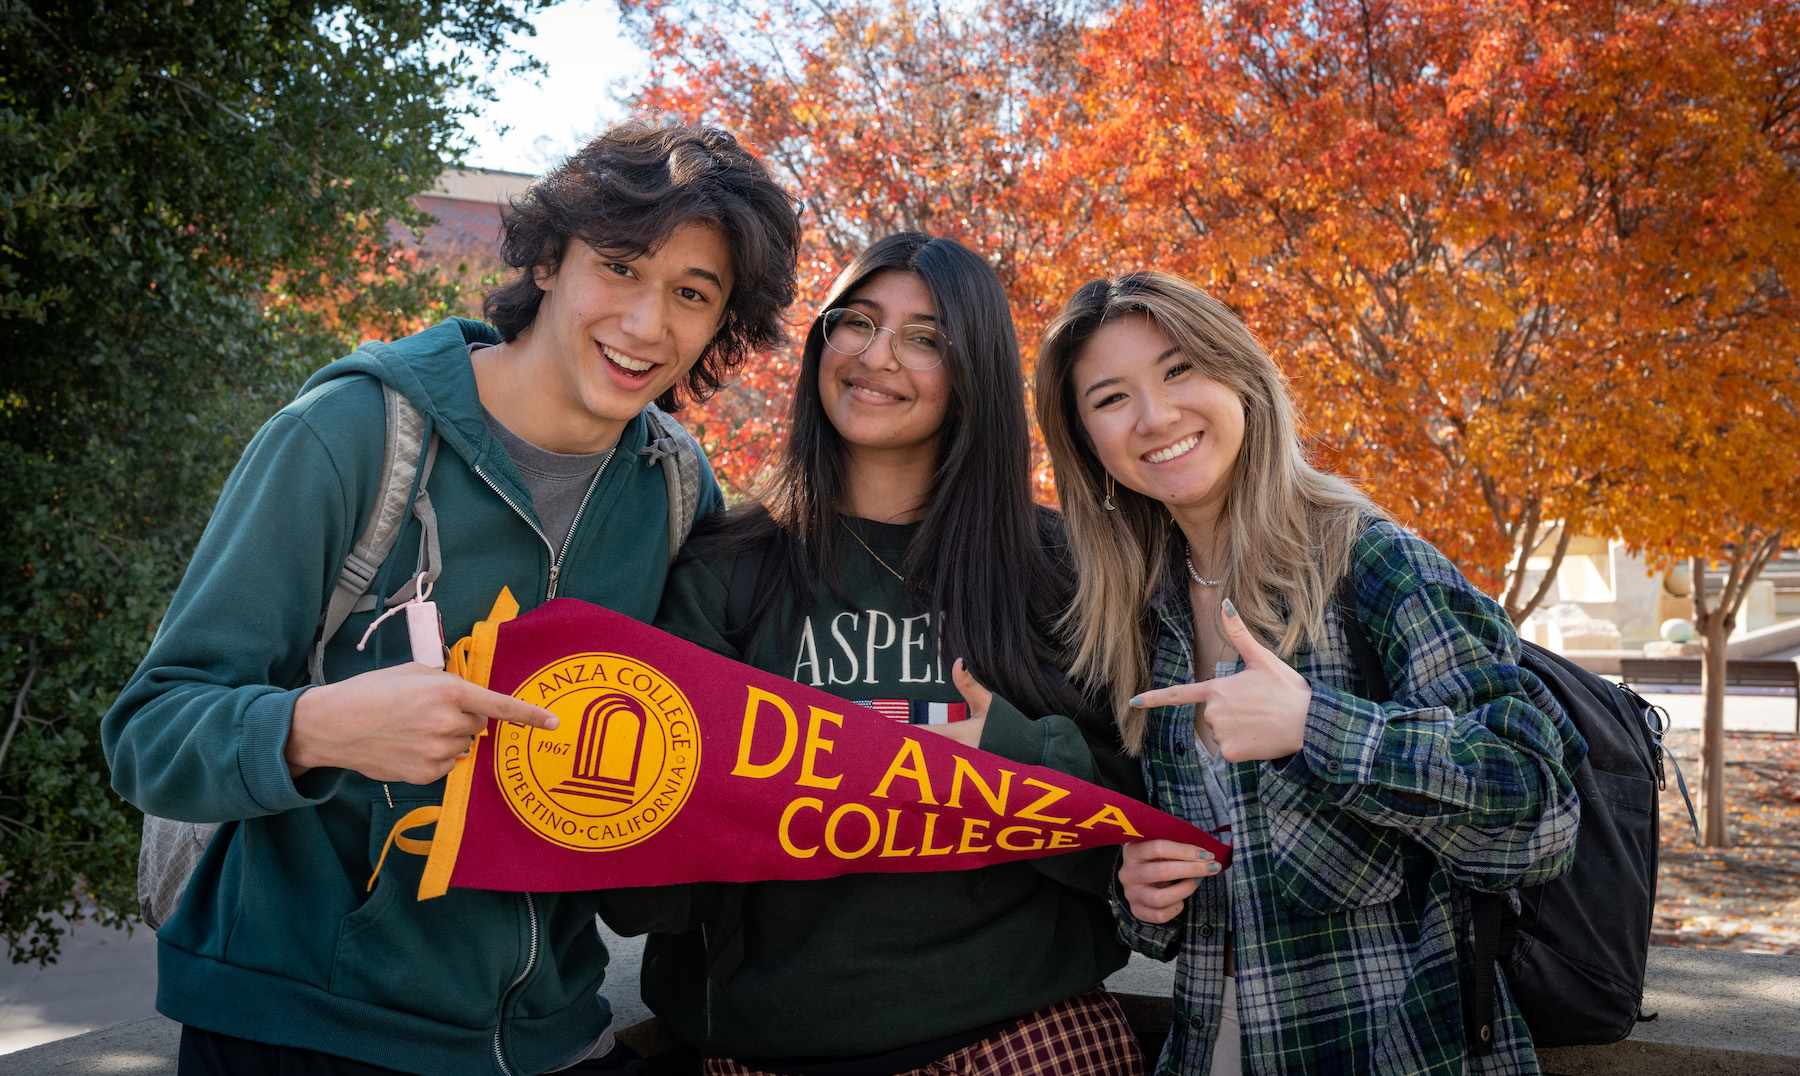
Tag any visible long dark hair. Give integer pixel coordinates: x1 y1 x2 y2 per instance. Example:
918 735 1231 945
484 121 801 412
710 232 1099 726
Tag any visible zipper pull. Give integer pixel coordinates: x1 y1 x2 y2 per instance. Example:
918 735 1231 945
547 561 561 596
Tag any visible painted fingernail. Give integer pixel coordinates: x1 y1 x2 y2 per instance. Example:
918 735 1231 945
1128 696 1144 708
1221 598 1239 619
1208 862 1222 873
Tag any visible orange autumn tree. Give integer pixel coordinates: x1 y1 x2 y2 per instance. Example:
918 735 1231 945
1025 0 1800 618
1604 358 1800 845
621 0 1091 492
1563 0 1800 846
1035 0 1800 844
268 236 469 349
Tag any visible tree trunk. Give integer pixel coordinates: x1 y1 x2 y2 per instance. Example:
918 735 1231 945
1697 598 1730 847
1689 530 1784 848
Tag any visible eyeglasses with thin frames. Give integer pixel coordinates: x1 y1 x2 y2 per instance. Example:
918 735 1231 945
818 308 948 371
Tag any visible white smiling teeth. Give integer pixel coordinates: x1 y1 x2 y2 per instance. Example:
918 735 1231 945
603 345 654 373
1146 434 1200 464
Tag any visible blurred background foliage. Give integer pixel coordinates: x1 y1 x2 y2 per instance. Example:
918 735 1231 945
0 0 543 963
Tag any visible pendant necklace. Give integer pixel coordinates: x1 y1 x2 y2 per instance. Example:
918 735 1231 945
842 518 906 584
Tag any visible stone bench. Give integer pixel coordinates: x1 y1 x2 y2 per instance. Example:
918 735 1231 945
1619 657 1800 731
4 948 1795 1075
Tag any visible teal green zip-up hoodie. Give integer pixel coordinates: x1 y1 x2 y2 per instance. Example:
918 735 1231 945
103 318 722 1076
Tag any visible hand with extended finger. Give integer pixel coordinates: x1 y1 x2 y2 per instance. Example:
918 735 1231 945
1119 839 1220 923
920 658 991 748
287 662 560 785
1130 598 1312 763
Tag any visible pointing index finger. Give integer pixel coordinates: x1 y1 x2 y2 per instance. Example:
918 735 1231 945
464 683 560 731
1130 680 1215 710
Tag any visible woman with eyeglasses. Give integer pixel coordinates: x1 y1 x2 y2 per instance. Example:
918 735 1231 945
609 232 1148 1074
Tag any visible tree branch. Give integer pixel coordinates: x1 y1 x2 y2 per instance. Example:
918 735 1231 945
1515 523 1573 625
141 71 253 127
1720 537 1751 616
140 72 344 183
0 641 40 774
63 516 125 569
1722 529 1784 616
1501 502 1541 614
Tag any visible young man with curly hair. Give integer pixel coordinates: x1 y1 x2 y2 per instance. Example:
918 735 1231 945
105 123 800 1076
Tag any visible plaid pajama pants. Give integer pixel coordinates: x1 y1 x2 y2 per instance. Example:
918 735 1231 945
701 988 1146 1076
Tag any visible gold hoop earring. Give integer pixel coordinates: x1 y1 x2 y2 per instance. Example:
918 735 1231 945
1103 474 1118 512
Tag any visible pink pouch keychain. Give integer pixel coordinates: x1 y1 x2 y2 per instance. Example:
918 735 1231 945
356 572 446 670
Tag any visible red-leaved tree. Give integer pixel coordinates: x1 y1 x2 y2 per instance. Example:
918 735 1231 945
621 0 1095 493
1022 0 1800 622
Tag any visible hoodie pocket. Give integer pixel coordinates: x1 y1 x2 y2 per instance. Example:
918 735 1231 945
329 796 518 1028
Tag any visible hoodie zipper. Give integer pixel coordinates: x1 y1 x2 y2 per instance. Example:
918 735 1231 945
548 448 612 597
472 450 611 601
470 451 609 1074
491 891 539 1076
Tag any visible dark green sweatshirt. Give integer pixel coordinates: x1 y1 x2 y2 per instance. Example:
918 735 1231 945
102 318 722 1076
626 517 1137 1061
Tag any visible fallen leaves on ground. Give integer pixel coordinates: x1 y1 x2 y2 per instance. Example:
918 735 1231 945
1652 728 1800 954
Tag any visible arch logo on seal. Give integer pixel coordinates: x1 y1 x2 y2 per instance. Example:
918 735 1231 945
496 653 700 852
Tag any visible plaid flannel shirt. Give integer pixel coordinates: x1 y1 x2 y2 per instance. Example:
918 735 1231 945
1116 520 1585 1076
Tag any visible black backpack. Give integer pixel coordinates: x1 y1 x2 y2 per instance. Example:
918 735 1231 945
1334 580 1694 1051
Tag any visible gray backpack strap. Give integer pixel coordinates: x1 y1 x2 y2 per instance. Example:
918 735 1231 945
638 403 707 562
308 384 434 685
381 435 442 609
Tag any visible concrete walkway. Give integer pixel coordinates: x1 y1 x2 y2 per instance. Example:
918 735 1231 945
2 684 1790 1059
4 946 1796 1074
0 920 1177 1060
0 917 158 1056
0 917 655 1058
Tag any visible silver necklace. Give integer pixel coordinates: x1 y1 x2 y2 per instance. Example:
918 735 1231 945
1185 552 1224 588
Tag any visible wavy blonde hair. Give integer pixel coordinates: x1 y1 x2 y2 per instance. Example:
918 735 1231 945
1034 272 1380 754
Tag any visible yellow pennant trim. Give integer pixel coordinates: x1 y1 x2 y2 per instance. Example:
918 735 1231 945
416 588 519 900
368 806 441 891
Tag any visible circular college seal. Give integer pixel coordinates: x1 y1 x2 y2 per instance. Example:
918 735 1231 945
496 652 700 852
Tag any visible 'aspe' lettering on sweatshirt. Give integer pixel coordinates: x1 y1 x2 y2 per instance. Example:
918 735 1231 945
790 608 946 686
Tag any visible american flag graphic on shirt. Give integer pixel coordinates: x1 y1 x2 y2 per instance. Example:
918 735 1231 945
854 699 968 725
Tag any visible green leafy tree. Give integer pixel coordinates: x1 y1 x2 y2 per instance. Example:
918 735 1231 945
0 0 544 963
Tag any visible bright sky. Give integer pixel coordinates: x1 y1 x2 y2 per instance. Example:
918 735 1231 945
456 0 648 176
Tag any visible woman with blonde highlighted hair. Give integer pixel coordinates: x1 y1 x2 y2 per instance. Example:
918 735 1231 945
1034 270 1585 1075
